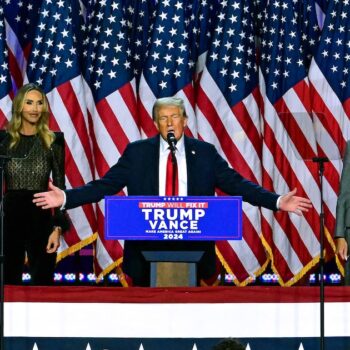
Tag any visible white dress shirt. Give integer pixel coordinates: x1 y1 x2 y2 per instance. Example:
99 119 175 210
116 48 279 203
158 135 187 196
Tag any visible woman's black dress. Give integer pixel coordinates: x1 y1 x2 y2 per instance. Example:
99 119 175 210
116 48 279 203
0 131 68 285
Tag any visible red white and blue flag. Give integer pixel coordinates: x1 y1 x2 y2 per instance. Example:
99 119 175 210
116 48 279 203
81 0 139 281
0 3 12 126
25 0 98 262
1 0 348 286
196 0 268 284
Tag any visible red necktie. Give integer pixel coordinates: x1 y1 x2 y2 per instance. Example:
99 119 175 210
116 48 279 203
165 151 178 196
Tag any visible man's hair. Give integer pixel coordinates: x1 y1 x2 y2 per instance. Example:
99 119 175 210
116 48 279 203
152 97 187 121
212 338 246 350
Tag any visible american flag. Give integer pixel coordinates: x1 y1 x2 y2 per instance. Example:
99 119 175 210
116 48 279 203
3 0 41 92
196 0 269 284
2 0 348 286
25 0 98 262
189 0 219 80
138 0 197 139
0 3 12 126
308 0 350 275
81 0 139 281
185 0 217 68
310 0 350 146
257 0 338 285
124 0 156 87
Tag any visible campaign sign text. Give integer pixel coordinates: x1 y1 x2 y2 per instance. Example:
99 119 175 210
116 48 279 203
105 196 242 241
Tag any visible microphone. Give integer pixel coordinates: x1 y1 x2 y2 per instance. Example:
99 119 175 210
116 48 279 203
167 131 177 153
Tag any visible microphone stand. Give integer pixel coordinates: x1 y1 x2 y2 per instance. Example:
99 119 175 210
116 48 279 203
167 132 177 196
0 155 10 350
312 156 329 350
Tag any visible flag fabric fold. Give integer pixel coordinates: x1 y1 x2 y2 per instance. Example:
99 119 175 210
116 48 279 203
0 3 12 127
25 0 98 262
308 0 350 276
81 0 139 281
138 0 197 138
196 0 269 285
257 0 337 285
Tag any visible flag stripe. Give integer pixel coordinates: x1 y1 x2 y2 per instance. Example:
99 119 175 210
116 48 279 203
197 84 257 182
56 81 95 173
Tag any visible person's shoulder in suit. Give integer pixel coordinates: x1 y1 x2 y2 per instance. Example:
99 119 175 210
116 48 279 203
130 135 158 145
184 135 218 153
123 135 159 153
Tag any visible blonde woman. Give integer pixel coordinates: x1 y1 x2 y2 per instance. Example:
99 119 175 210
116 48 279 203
0 83 68 285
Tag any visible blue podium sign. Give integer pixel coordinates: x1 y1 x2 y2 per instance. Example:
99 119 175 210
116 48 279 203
105 196 242 241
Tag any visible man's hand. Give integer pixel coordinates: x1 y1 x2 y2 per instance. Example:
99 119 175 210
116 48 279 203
33 182 64 209
336 237 348 261
279 188 312 216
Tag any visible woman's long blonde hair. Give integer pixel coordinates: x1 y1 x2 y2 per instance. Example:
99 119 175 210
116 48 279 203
7 83 55 149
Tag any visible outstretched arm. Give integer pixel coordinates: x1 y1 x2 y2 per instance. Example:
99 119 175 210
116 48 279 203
279 188 312 216
33 182 64 209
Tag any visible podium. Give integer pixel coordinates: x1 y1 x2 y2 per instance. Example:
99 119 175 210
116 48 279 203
141 251 204 287
105 196 242 287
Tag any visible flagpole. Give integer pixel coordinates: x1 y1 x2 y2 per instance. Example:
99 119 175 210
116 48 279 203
312 156 329 350
0 156 11 350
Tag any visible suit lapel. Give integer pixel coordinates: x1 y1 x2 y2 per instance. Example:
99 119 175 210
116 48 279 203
149 135 161 195
184 136 197 195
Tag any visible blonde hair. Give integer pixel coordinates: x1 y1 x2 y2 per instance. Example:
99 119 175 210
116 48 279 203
7 83 55 149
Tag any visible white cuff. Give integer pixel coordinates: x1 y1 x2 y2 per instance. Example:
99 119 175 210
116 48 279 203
60 190 67 210
276 196 282 210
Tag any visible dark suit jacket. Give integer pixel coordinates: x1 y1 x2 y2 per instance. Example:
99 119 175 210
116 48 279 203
335 140 350 285
65 134 279 285
336 141 350 238
65 134 279 209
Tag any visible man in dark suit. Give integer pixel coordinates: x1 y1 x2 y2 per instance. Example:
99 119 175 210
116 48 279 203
335 141 350 285
34 97 312 286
